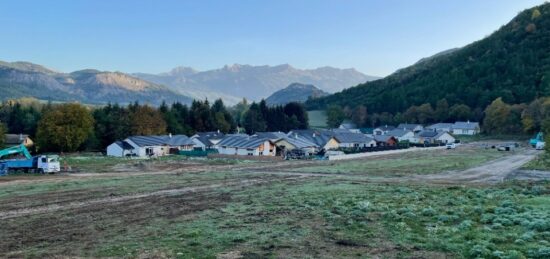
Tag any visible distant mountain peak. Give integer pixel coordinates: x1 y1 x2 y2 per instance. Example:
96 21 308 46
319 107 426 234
164 66 199 76
265 83 328 105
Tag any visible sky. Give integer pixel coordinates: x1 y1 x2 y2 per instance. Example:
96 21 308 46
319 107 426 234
0 0 546 76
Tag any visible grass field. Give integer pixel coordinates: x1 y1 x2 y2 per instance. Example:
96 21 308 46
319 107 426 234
308 110 328 128
523 153 550 171
296 146 507 176
1 145 549 258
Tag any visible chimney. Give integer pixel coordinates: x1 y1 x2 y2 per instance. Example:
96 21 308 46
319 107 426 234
467 120 470 124
295 133 298 139
312 132 316 138
19 133 23 141
217 129 220 134
169 133 172 138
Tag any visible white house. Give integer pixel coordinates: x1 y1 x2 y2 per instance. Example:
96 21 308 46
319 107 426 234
426 123 454 133
107 135 195 157
373 125 395 136
415 131 456 144
452 121 480 135
387 129 417 143
287 130 341 150
106 141 135 157
274 136 318 156
216 136 277 156
333 132 376 148
396 123 424 133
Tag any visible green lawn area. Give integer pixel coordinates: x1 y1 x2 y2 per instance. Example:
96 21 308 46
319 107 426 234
523 153 550 171
2 178 549 258
308 110 327 128
296 147 507 176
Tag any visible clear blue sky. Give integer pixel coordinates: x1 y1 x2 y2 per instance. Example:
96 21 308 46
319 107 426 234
0 0 546 76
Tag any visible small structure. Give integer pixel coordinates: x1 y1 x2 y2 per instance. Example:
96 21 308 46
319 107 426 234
333 132 376 148
191 131 225 150
415 131 456 144
396 124 424 133
4 134 34 148
106 141 135 157
107 135 195 157
452 121 480 135
387 129 416 143
274 136 318 156
216 136 277 156
426 123 454 133
374 135 398 146
287 130 340 150
338 121 361 133
373 125 395 136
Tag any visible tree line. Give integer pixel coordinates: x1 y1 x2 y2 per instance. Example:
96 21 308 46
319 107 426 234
0 98 308 152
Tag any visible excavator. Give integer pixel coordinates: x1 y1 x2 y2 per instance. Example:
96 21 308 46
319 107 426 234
530 132 544 148
0 144 60 176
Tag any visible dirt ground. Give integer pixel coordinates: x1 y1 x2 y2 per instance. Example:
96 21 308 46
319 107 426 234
0 143 548 257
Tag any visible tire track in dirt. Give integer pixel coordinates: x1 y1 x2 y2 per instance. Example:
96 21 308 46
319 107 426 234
0 176 307 220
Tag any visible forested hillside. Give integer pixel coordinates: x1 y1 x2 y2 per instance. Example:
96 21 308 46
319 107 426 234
307 4 550 115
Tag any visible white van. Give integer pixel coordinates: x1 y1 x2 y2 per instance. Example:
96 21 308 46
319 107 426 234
536 142 546 150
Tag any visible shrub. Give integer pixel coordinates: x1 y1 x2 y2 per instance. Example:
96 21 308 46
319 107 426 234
528 247 550 259
422 207 436 217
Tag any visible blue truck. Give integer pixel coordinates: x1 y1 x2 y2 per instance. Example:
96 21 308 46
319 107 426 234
0 144 60 176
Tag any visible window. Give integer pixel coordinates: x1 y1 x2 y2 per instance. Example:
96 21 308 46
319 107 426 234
146 148 153 155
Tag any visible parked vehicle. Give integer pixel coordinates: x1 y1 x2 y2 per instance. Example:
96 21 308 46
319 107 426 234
536 142 546 150
0 144 60 176
446 143 456 149
530 132 543 147
497 143 518 152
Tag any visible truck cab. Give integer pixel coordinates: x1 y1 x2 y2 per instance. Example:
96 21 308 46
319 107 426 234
35 155 60 173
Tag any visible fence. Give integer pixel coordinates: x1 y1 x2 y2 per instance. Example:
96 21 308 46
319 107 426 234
328 146 447 161
207 154 284 161
338 144 409 154
178 149 218 157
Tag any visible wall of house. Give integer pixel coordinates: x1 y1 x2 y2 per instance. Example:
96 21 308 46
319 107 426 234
324 138 340 150
438 134 456 144
107 144 124 157
191 139 206 150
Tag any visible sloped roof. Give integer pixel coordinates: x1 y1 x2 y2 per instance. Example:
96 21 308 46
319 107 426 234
387 129 413 138
397 124 423 130
276 136 318 149
193 136 214 146
194 131 225 139
339 122 358 130
217 136 272 149
333 132 372 143
254 132 287 140
374 125 395 131
374 135 395 142
426 123 454 130
127 135 194 147
453 121 480 130
114 141 134 150
288 130 336 147
417 130 439 138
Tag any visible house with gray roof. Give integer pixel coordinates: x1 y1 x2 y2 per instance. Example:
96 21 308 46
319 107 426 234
253 132 287 141
287 129 340 150
373 125 395 136
452 121 480 135
415 130 456 144
274 136 319 156
387 129 416 143
338 121 361 133
426 123 454 133
396 123 424 133
107 134 195 157
217 135 277 156
332 132 376 148
191 131 225 150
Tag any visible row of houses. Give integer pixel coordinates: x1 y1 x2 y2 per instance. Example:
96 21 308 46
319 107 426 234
106 128 397 158
369 121 480 136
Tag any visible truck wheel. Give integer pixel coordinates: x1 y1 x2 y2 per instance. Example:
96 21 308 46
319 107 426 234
37 169 45 174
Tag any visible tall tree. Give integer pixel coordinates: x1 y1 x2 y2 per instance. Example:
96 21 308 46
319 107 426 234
417 103 435 124
0 122 6 148
129 105 167 135
36 103 94 152
435 99 450 122
351 105 368 127
326 105 346 128
449 104 473 121
242 103 266 134
483 98 511 134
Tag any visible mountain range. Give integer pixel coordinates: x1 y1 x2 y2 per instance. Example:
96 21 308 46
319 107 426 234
0 61 377 106
265 83 328 106
307 3 550 114
134 64 378 104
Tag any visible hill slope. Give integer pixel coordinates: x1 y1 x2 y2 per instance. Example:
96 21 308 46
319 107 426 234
0 62 192 105
134 64 379 102
265 83 328 105
307 3 550 113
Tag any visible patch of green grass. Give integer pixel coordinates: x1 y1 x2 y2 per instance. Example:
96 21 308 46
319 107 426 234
298 147 507 175
523 153 550 171
308 110 327 128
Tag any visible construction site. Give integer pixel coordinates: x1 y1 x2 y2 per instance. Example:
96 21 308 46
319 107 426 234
0 141 549 258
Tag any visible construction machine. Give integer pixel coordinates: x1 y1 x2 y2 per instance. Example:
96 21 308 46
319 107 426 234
0 144 60 176
530 132 544 147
